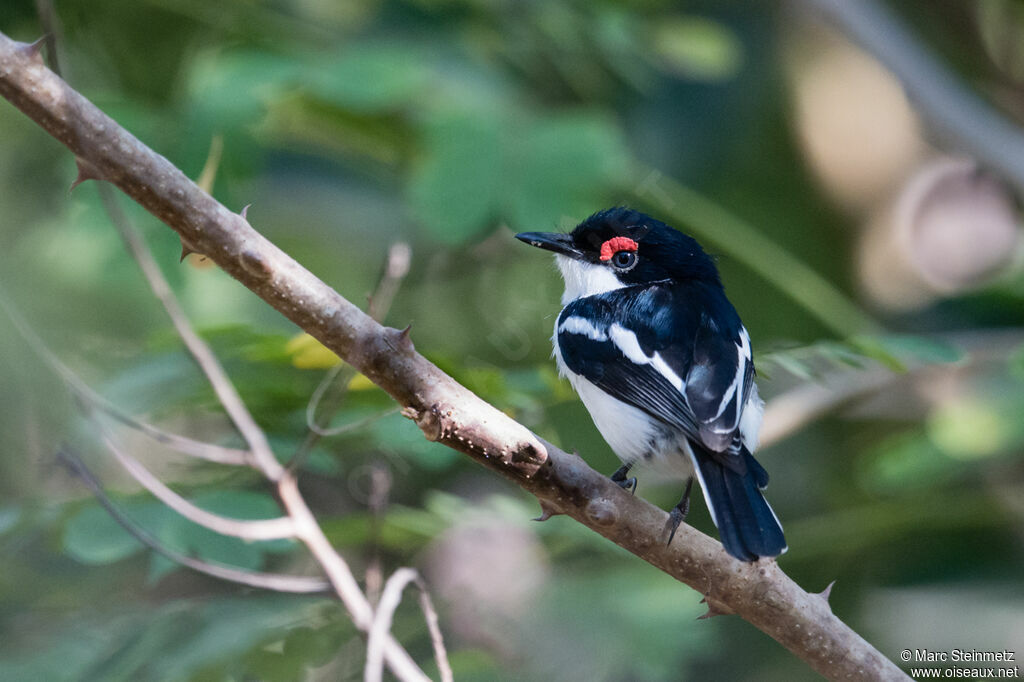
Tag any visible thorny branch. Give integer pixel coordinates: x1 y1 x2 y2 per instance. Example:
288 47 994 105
14 19 437 679
0 31 909 680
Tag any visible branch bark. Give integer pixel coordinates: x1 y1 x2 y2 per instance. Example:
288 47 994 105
0 32 908 681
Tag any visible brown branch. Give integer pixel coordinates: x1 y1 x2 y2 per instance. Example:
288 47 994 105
15 21 430 680
0 32 908 680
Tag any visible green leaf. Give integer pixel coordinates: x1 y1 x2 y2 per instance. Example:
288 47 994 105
282 624 347 668
847 337 906 373
859 431 960 492
186 50 300 126
649 16 743 81
312 45 430 112
864 335 965 366
148 490 298 582
63 502 170 565
759 334 964 381
0 505 21 536
504 113 630 231
409 113 503 243
409 109 629 243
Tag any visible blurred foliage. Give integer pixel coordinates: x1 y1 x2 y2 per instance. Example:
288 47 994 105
1 0 1024 680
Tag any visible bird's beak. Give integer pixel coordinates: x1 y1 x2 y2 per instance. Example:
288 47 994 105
514 231 584 259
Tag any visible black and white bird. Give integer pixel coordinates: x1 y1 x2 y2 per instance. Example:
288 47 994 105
516 207 786 561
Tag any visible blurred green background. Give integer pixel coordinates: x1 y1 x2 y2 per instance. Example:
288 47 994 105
1 0 1023 680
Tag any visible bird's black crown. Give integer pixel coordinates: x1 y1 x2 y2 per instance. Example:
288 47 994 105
570 207 721 286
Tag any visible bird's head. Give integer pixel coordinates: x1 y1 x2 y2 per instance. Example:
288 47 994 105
516 207 720 301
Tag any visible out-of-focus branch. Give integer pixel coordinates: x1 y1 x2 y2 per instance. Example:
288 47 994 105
97 186 284 482
365 568 452 682
94 419 297 540
800 0 1024 193
56 448 331 594
18 20 428 676
758 328 1023 450
97 178 429 681
759 370 892 450
0 291 250 466
0 33 907 680
3 290 428 681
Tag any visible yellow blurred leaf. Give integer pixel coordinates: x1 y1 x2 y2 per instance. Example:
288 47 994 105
285 334 379 391
285 333 340 370
347 373 377 391
928 398 1010 460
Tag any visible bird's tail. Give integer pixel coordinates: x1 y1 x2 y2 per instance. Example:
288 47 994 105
689 444 787 561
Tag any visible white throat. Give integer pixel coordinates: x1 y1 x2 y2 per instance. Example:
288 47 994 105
556 255 626 305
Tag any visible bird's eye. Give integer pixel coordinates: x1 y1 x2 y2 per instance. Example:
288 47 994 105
611 250 637 270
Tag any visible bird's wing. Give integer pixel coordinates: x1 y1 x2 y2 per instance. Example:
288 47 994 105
557 283 753 454
679 315 754 452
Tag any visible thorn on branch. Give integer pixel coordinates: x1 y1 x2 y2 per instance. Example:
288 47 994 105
179 238 197 262
396 324 413 350
532 499 562 522
697 596 729 620
69 157 101 193
16 36 47 65
817 580 836 606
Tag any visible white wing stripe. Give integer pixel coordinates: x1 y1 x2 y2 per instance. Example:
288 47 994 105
710 328 750 424
558 316 608 341
608 324 686 392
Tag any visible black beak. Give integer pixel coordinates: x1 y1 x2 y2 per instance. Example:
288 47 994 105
514 231 584 259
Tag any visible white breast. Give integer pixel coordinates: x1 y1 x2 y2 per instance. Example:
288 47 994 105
553 325 692 478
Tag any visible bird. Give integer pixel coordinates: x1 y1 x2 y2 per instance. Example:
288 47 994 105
515 207 786 561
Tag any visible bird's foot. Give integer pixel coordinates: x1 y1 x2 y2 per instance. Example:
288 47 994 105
665 477 694 545
610 463 637 495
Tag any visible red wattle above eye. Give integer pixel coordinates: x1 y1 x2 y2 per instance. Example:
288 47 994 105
599 237 639 261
